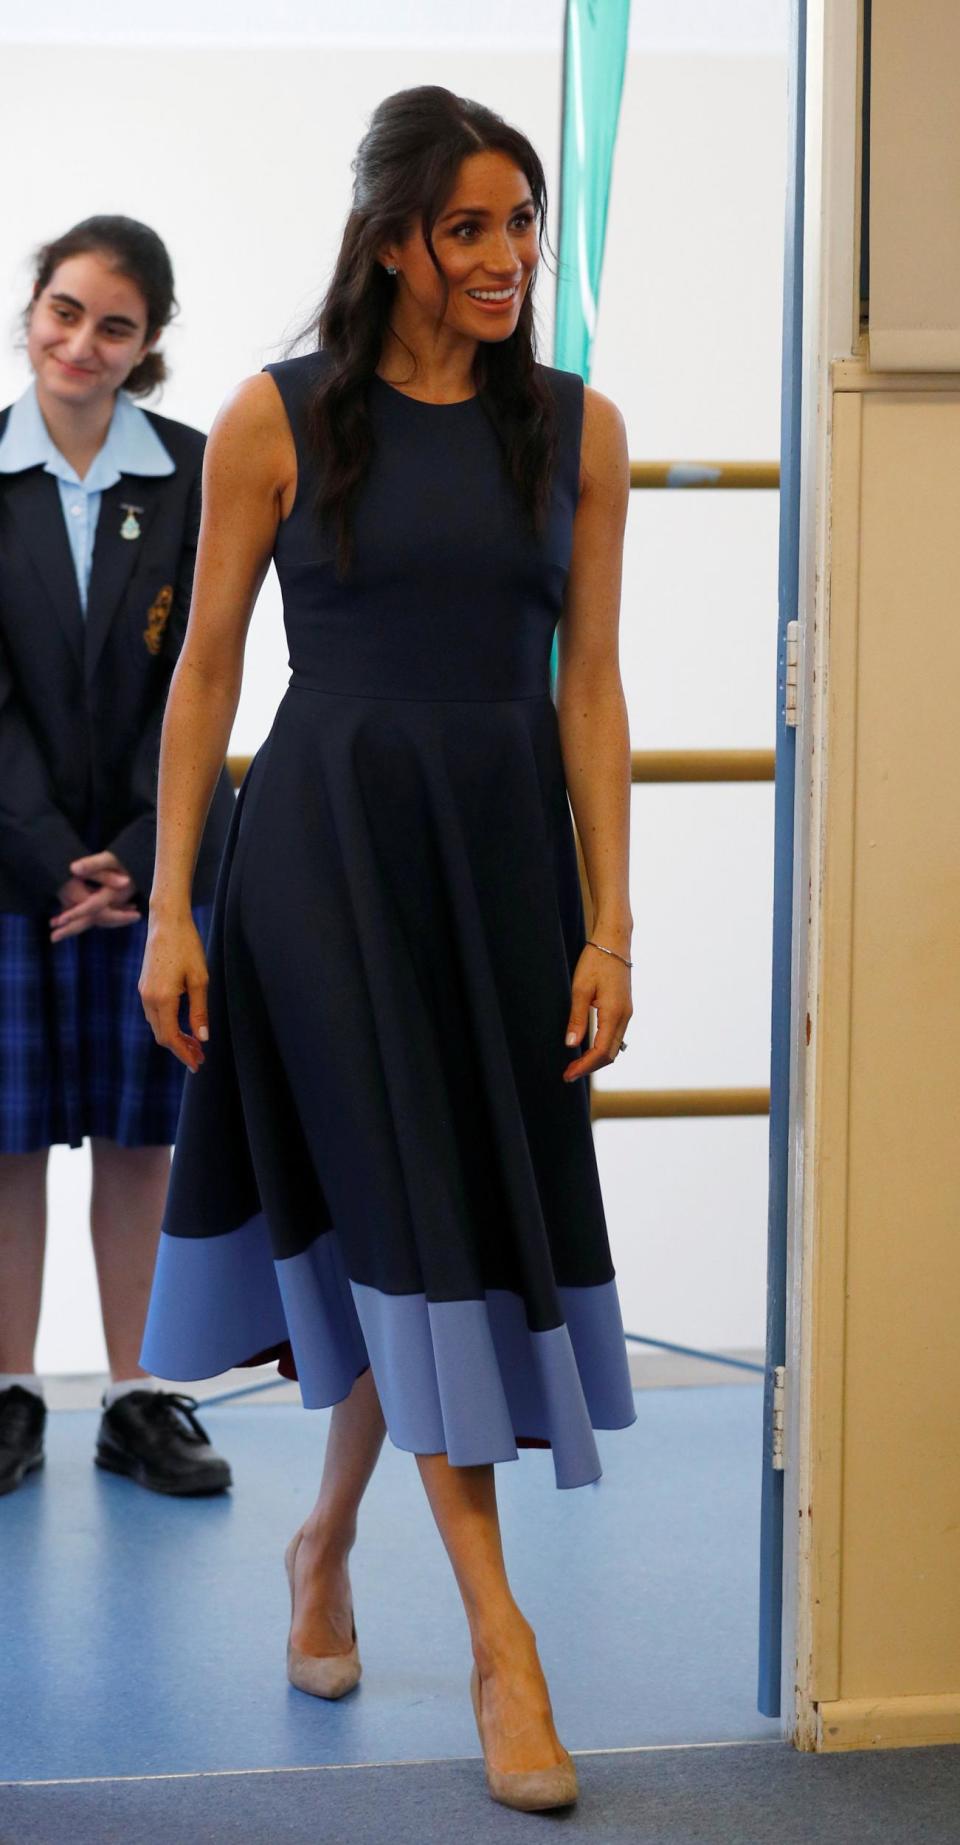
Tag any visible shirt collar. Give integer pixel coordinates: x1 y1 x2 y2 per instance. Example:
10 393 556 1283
0 379 175 491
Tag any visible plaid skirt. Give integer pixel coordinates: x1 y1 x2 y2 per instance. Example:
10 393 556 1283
0 903 214 1154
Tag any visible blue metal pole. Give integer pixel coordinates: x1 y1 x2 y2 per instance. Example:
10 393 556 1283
757 0 807 1721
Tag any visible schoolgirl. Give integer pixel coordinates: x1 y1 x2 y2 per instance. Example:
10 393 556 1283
0 216 235 1496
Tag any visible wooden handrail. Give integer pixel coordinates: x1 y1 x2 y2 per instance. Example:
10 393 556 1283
227 748 777 788
591 1086 770 1120
631 748 774 783
630 460 779 490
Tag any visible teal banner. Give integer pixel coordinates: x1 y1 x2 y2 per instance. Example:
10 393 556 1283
552 0 630 686
554 0 631 381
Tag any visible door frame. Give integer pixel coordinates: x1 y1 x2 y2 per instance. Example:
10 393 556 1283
775 0 864 1741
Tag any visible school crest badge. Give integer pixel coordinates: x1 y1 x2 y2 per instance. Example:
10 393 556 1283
143 585 174 655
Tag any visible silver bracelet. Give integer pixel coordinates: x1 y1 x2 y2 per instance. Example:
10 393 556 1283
585 938 633 969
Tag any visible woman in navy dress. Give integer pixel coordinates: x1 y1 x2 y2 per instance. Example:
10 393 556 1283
0 216 234 1499
139 90 634 1810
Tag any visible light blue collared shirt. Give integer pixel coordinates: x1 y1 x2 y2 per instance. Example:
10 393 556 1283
0 381 175 613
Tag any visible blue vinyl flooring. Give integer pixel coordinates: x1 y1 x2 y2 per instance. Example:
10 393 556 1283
1 1386 779 1785
7 1746 960 1845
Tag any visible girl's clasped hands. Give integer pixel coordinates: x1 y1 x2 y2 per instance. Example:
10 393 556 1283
51 849 139 941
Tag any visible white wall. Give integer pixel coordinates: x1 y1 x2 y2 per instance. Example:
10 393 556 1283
0 5 788 1371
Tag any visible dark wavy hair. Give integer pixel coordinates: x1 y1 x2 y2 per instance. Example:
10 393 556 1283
296 86 559 579
23 214 177 398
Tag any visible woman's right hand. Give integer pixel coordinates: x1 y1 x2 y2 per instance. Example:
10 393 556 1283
139 910 210 1073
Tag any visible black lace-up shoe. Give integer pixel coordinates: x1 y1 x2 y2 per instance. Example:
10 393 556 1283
95 1390 232 1495
0 1385 46 1496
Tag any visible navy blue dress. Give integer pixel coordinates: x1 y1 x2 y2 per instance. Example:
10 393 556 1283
141 350 636 1488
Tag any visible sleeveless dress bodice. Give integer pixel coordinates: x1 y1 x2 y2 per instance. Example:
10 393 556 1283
272 356 581 701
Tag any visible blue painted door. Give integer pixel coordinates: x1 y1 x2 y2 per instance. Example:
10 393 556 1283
758 0 806 1720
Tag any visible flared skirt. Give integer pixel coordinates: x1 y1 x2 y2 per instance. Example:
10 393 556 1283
141 684 636 1487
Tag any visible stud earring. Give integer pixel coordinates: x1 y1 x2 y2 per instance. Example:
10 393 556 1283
384 265 398 275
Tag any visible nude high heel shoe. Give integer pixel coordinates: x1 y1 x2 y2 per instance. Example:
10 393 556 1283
469 1662 578 1812
284 1530 362 1699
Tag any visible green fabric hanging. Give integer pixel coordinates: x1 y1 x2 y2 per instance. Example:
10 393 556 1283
551 0 631 684
554 0 631 381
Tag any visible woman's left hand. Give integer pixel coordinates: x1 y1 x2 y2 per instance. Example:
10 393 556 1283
562 944 633 1082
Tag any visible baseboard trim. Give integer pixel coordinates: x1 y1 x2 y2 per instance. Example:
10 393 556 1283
816 1693 960 1751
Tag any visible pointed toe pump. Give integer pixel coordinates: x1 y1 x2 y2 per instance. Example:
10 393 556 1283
284 1531 362 1700
469 1663 579 1812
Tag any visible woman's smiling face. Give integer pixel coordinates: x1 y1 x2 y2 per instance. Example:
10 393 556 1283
385 149 541 343
27 251 157 407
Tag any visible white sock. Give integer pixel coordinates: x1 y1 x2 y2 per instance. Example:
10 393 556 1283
0 1373 45 1400
103 1377 157 1408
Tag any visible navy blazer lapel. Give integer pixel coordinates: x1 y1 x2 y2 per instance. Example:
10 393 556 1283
84 476 162 685
2 469 84 662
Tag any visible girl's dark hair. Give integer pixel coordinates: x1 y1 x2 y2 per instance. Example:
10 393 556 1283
24 214 177 397
298 86 559 578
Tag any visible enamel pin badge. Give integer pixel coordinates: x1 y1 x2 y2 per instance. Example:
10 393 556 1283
120 503 144 541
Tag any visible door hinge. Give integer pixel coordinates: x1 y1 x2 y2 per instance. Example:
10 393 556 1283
784 620 799 728
771 1364 786 1470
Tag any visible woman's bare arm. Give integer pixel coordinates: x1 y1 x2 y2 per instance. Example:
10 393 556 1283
149 372 294 917
554 383 633 1079
140 371 295 1067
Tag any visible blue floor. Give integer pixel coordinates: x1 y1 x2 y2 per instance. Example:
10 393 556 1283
1 1386 778 1785
6 1745 960 1845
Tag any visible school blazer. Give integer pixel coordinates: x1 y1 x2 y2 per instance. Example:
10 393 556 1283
0 406 235 915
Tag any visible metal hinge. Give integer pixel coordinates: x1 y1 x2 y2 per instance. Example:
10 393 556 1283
771 1365 786 1470
784 620 800 728
782 627 797 726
